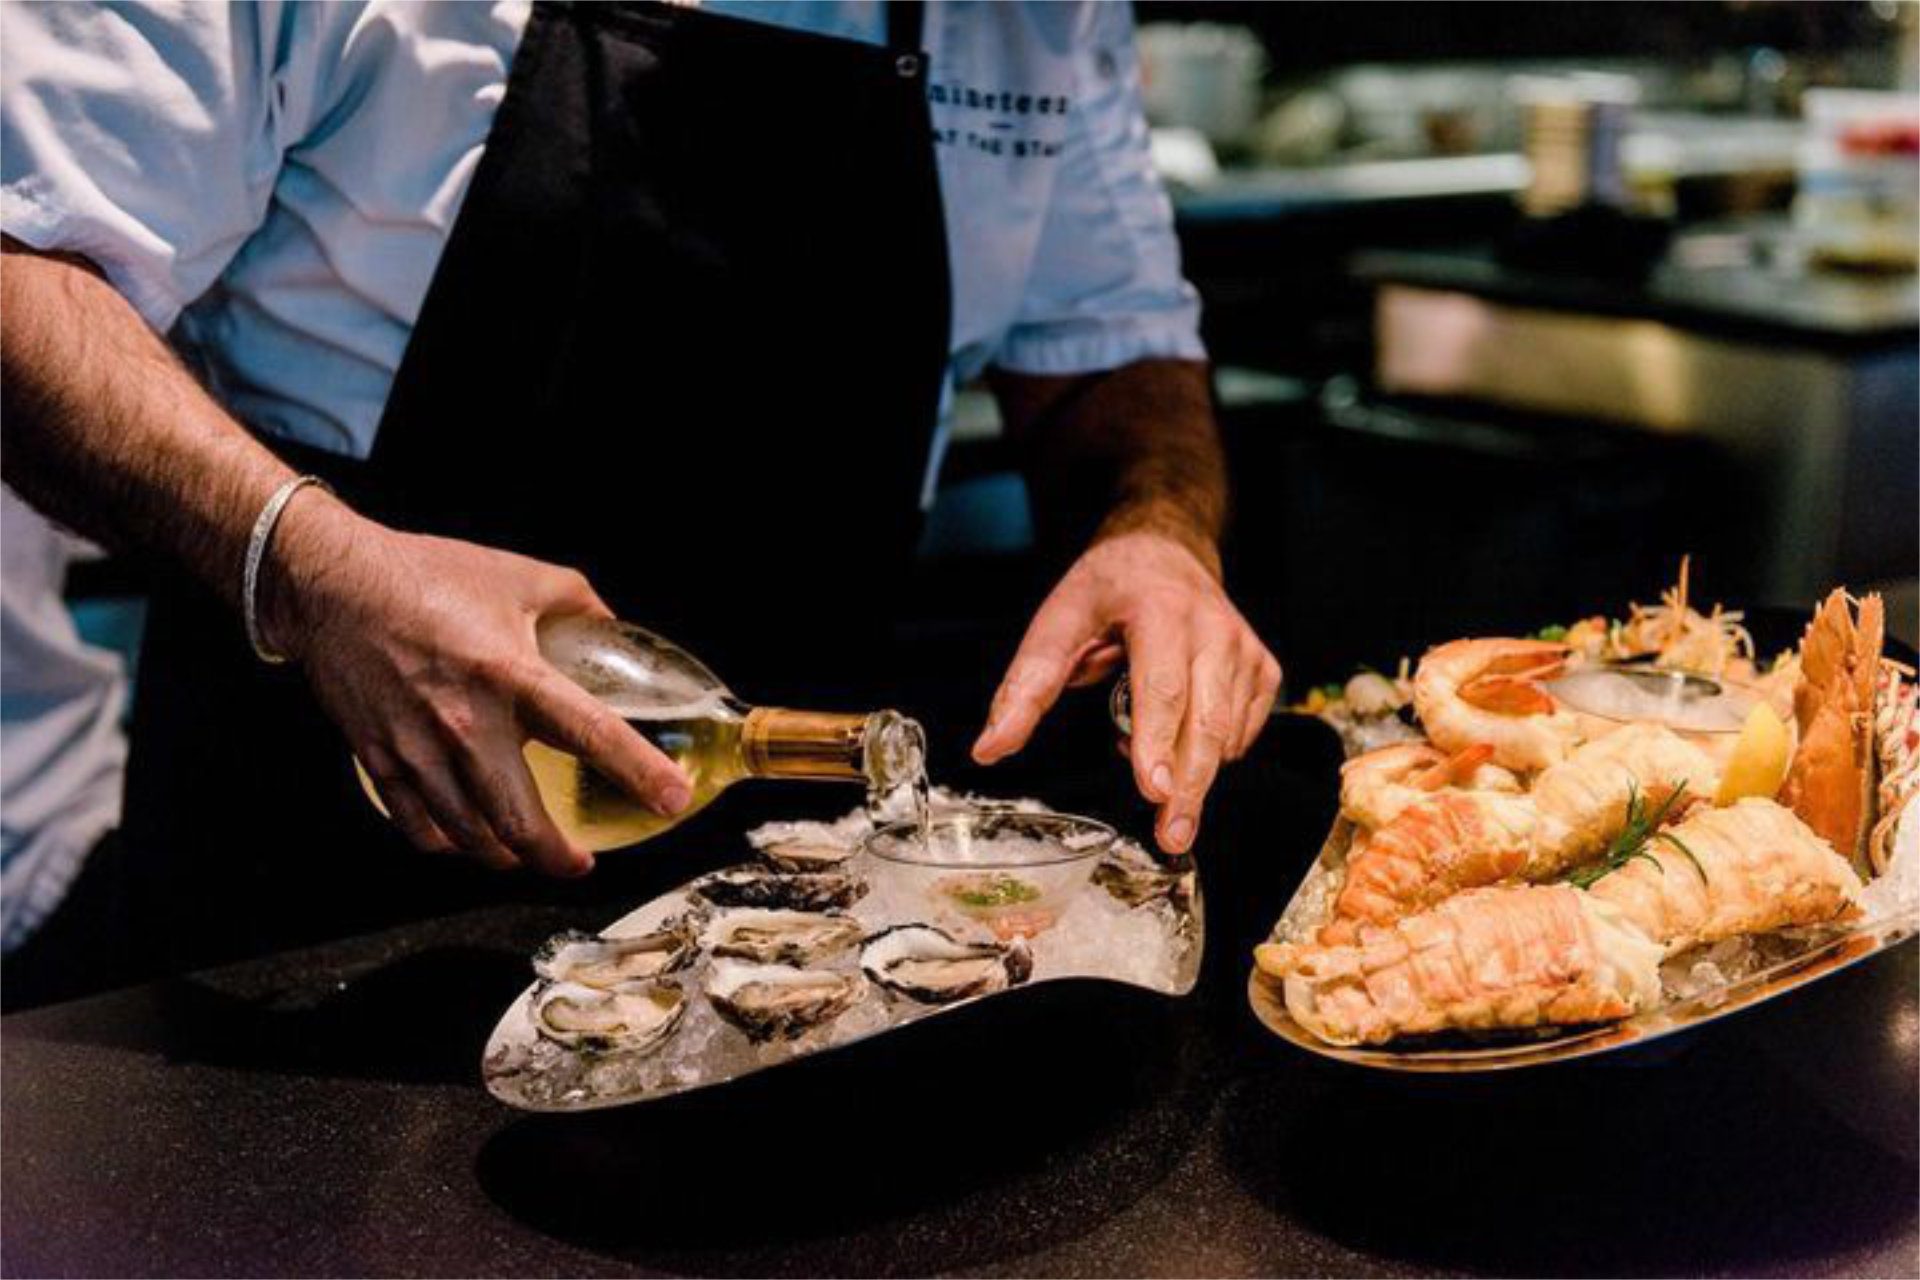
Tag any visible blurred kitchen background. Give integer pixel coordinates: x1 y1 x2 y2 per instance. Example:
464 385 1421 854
40 0 1920 739
922 0 1919 701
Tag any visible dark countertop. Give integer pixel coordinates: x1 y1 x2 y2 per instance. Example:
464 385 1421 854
5 715 1918 1278
1172 154 1529 224
1354 231 1920 351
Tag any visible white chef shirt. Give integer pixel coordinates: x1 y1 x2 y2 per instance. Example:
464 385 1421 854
1 0 1204 464
0 488 128 951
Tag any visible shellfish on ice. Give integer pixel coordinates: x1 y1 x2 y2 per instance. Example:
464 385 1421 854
693 866 867 911
704 960 866 1042
532 980 686 1054
532 923 697 988
702 908 863 966
859 924 1032 1004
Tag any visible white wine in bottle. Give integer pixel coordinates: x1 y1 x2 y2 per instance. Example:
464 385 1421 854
359 616 926 851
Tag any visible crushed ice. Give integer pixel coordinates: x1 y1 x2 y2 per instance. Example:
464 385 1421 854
488 788 1198 1109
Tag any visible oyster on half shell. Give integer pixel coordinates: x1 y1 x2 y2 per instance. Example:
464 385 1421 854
703 909 863 966
693 866 867 911
759 840 856 873
705 960 866 1042
859 924 1033 1004
1092 857 1192 911
533 923 696 988
532 979 686 1054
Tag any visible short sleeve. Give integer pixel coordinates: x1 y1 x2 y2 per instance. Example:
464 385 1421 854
993 3 1205 375
0 2 299 331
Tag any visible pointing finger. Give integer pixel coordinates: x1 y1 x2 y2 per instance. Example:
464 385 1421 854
972 591 1094 765
1124 611 1190 805
1238 649 1283 756
1159 641 1235 853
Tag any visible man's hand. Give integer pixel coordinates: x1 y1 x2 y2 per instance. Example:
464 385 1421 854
971 528 1281 854
261 495 693 876
3 239 687 878
978 358 1274 854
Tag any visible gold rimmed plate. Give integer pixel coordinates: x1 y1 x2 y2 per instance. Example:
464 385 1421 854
1247 820 1917 1072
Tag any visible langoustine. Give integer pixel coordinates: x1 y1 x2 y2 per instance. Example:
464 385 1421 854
1528 721 1720 867
1324 791 1541 944
1323 723 1716 942
1781 590 1884 871
1583 797 1863 957
1258 884 1663 1047
1275 574 1909 1053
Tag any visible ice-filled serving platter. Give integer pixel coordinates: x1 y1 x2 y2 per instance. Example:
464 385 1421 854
1249 566 1919 1071
485 790 1201 1111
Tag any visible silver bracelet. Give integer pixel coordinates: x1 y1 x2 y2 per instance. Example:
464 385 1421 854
243 474 332 665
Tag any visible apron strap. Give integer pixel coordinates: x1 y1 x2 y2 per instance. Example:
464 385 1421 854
885 0 925 55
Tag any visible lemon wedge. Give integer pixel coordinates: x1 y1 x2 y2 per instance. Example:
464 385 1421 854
1716 703 1792 805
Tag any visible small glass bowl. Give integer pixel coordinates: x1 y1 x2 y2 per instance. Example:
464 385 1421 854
1547 663 1754 733
863 810 1117 940
1546 663 1774 771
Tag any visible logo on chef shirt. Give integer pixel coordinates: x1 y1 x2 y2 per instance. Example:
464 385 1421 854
926 81 1068 159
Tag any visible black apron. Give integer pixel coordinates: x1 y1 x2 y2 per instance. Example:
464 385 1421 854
121 1 950 971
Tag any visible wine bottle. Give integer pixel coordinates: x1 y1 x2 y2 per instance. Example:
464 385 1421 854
359 616 925 851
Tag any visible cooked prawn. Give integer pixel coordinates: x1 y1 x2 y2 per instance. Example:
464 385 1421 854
1413 638 1582 773
1338 741 1518 831
1258 884 1662 1047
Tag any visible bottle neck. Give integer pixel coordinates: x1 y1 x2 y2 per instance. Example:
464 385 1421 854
739 708 872 781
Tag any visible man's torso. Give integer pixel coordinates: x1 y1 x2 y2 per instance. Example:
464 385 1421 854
170 1 1094 459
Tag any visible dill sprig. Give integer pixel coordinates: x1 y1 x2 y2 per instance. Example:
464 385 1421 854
1566 781 1707 890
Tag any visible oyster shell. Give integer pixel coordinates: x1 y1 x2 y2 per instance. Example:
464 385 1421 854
703 909 863 966
705 960 865 1042
532 979 686 1053
1092 857 1192 911
693 866 867 911
759 839 856 873
532 923 695 988
859 924 1032 1004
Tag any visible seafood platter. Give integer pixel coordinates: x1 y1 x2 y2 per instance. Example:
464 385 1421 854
485 788 1201 1111
1254 563 1919 1069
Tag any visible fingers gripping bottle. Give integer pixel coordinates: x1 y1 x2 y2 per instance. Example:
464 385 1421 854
359 617 926 851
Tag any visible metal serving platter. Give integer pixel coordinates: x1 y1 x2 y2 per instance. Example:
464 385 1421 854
1249 817 1918 1072
485 795 1202 1112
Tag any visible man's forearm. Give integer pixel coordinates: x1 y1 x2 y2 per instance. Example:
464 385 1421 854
975 356 1275 853
0 239 310 612
988 358 1226 577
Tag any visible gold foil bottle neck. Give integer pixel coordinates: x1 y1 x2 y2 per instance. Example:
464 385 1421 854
740 708 871 780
